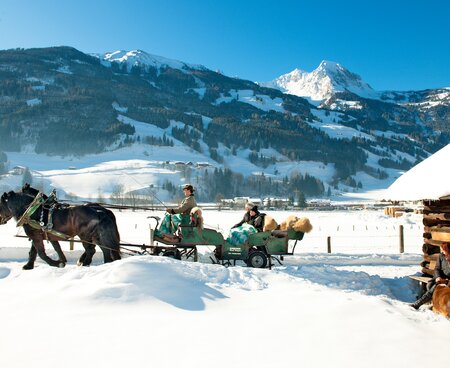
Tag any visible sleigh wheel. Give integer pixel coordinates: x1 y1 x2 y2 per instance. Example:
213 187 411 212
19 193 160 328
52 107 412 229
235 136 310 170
247 251 268 268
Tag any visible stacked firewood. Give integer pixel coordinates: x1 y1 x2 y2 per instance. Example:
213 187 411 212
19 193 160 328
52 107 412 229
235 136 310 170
421 197 450 276
384 207 404 217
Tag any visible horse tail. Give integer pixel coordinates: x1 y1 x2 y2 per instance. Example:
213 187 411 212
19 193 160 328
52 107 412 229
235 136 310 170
98 215 121 261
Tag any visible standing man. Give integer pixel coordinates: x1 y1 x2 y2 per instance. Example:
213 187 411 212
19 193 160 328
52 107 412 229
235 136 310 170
166 184 197 215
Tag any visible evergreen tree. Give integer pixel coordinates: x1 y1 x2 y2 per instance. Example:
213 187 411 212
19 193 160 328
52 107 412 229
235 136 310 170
297 191 307 208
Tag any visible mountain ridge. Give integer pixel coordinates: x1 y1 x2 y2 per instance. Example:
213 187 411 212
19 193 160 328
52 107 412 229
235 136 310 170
0 46 448 200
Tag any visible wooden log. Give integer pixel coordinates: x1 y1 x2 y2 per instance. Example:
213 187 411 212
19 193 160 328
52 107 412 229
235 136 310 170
385 207 405 217
422 243 441 255
424 199 450 207
424 213 450 221
431 225 450 230
424 238 446 247
423 232 432 239
422 217 450 227
431 227 450 242
423 253 440 262
421 267 435 276
423 205 450 214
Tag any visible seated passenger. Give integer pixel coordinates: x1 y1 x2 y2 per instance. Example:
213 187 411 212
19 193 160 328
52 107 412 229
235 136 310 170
247 206 266 232
232 202 255 229
411 242 450 309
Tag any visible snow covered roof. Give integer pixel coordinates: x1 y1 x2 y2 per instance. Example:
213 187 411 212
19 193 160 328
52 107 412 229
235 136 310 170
383 144 450 201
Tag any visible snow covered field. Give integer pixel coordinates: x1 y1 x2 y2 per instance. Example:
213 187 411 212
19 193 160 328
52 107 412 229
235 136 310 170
0 208 449 368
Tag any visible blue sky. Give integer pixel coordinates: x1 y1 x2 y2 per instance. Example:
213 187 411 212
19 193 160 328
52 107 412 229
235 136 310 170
0 0 448 90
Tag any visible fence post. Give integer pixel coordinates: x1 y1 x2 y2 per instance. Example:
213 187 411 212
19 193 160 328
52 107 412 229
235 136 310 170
399 225 404 253
327 236 331 253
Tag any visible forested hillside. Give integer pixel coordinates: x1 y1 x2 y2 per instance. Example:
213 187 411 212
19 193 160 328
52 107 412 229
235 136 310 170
0 46 448 200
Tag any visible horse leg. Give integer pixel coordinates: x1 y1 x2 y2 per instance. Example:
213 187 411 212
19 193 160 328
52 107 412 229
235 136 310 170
23 242 38 270
34 239 65 268
51 241 67 264
100 246 113 263
98 219 121 263
78 242 96 266
77 251 87 266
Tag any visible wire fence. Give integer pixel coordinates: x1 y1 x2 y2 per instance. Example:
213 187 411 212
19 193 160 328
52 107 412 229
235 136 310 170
297 223 423 254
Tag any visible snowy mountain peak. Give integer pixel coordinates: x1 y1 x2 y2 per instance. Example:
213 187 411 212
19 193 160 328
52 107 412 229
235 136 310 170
100 49 206 73
317 60 340 71
263 60 375 101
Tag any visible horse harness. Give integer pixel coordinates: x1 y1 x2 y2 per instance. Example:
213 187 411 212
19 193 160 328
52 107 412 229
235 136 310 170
17 191 69 240
16 192 136 256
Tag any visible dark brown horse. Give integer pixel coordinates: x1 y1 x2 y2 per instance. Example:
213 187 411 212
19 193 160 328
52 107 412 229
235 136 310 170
0 190 121 269
21 184 121 269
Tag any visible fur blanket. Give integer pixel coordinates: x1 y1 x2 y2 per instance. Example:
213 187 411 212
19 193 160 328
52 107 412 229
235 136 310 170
190 207 203 229
263 215 278 232
279 215 313 233
261 214 313 233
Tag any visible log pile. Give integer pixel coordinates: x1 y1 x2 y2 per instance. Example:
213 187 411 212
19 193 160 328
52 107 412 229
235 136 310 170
384 206 414 218
384 207 403 217
421 197 450 276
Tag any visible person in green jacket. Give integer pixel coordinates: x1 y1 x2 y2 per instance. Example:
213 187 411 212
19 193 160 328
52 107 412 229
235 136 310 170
166 184 197 215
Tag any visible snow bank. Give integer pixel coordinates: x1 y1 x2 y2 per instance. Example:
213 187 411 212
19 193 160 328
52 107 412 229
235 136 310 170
0 253 449 368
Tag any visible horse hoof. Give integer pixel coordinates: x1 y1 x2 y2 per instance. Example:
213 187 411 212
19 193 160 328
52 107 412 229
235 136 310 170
22 264 34 270
77 261 82 266
58 262 65 268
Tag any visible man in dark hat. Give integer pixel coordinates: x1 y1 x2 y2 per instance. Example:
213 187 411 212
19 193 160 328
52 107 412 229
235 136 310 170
231 201 255 229
231 202 265 232
166 184 197 215
247 205 266 232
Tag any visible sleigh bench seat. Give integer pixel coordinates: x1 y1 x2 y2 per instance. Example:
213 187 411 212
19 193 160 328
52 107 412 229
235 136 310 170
409 275 432 284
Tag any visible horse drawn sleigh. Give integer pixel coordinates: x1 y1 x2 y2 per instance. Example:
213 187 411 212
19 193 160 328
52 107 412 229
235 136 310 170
0 185 308 270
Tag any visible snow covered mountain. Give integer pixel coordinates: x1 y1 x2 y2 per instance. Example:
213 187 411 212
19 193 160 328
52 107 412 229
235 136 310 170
0 46 448 201
100 49 207 73
262 60 376 101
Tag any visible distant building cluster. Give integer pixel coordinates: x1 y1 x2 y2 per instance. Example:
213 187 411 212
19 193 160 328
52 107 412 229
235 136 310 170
163 161 212 169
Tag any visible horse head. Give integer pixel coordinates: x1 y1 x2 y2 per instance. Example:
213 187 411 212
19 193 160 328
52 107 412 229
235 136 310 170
21 183 40 197
0 192 14 225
